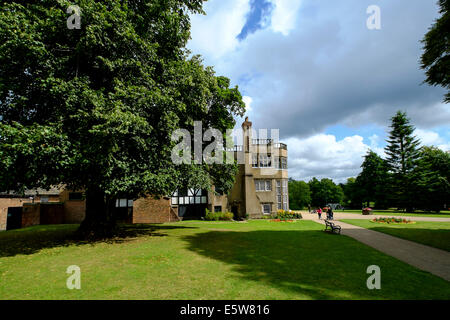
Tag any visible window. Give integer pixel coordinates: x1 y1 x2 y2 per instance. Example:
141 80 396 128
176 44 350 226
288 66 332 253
40 196 49 203
282 180 288 210
214 206 222 213
276 180 282 210
69 192 83 200
258 154 272 167
116 199 133 208
274 156 280 169
252 154 258 168
281 157 288 169
277 180 288 210
171 189 208 205
255 180 272 191
262 203 271 215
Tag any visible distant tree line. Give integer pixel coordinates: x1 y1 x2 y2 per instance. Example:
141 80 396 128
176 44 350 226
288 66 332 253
288 178 344 210
289 111 450 213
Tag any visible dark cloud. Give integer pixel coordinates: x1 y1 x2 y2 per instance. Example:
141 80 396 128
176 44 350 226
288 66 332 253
226 0 447 140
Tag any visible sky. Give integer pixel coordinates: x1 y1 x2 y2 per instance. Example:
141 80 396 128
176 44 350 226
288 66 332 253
187 0 450 183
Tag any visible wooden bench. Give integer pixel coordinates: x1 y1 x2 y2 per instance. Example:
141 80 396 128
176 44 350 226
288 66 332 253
324 220 341 234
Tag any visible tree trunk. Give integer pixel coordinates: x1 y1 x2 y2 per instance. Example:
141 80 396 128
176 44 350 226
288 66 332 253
76 188 118 240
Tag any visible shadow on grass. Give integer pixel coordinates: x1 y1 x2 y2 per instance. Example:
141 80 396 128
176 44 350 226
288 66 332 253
181 228 450 300
0 223 196 258
182 229 364 299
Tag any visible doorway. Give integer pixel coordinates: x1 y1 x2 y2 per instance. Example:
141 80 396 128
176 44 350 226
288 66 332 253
6 207 22 230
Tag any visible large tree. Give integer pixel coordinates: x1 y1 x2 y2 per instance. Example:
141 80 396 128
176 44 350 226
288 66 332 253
288 179 311 210
0 1 245 238
340 177 363 209
421 0 450 103
356 150 389 209
308 177 343 207
413 146 450 212
384 111 421 211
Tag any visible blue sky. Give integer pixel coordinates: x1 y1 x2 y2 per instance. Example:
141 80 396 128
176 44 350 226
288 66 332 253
188 0 450 182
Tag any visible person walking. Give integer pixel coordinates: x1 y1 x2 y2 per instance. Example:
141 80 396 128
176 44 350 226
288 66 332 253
317 207 322 219
327 207 334 220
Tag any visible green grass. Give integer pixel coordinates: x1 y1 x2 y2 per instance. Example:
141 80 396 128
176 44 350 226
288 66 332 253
341 219 450 252
0 220 449 300
334 209 450 218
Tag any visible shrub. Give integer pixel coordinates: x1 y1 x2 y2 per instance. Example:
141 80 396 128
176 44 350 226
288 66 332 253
204 209 234 221
275 209 302 220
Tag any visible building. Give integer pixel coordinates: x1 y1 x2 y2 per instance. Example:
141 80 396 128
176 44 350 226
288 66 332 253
0 188 86 231
0 118 288 230
170 117 289 219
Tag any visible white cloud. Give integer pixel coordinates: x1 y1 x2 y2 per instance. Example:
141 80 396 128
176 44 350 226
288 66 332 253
285 134 370 183
188 0 250 60
242 96 253 112
416 129 443 146
416 129 450 151
270 0 303 35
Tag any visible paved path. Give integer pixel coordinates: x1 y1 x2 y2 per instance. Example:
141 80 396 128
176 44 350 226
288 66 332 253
310 217 450 282
300 211 450 222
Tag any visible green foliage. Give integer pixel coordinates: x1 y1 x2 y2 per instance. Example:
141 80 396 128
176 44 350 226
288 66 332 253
421 0 450 103
384 111 421 211
340 177 363 209
355 150 389 209
204 209 234 221
288 179 311 210
308 177 344 207
0 1 245 234
339 111 449 213
413 146 450 212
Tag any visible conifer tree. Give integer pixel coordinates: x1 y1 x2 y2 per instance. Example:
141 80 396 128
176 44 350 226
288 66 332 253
384 111 421 211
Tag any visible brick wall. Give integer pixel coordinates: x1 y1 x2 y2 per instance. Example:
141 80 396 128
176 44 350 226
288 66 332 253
22 203 40 228
133 196 177 223
0 198 28 231
64 200 86 223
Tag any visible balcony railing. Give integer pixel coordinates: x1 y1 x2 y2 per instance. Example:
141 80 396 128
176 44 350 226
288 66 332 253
223 143 287 151
224 145 243 152
252 139 272 145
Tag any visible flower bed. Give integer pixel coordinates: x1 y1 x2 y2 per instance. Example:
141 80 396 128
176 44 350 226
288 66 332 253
270 219 294 222
275 209 302 220
371 217 416 224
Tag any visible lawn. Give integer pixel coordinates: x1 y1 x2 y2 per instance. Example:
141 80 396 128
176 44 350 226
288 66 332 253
341 219 450 252
0 220 449 300
334 209 450 218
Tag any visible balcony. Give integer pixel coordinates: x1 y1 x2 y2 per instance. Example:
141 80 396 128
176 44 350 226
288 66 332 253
251 139 287 150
